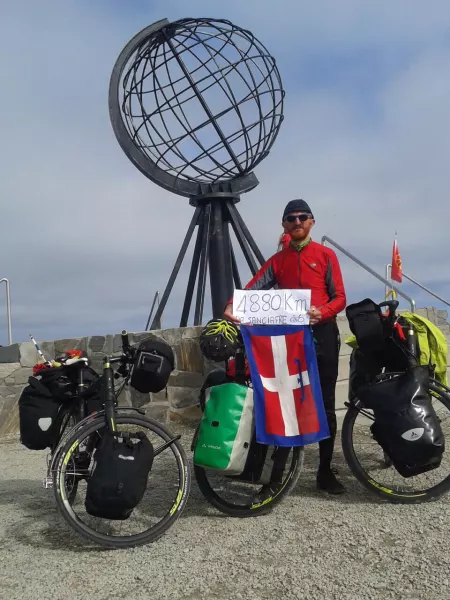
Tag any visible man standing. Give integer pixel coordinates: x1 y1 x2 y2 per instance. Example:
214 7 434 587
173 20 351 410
223 199 347 495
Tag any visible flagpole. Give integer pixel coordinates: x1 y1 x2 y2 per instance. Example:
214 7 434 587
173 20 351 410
386 230 399 300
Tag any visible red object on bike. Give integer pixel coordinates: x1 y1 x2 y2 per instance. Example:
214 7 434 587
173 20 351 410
66 349 82 358
32 362 50 374
226 356 250 378
393 321 406 340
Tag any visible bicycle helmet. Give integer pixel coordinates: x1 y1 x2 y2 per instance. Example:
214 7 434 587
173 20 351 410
199 318 241 362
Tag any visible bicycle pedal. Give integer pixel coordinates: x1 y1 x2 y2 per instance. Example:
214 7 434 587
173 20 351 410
43 477 54 489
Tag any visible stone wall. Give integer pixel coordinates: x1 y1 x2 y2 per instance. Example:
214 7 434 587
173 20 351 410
0 326 217 438
1 307 449 438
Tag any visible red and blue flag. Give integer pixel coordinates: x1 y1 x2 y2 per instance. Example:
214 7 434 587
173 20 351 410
240 324 330 447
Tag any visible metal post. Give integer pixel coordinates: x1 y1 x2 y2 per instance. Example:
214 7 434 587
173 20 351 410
208 199 234 318
385 264 391 300
0 278 12 345
145 290 161 331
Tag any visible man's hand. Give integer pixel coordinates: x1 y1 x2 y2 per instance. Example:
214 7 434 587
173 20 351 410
223 303 240 324
307 305 322 325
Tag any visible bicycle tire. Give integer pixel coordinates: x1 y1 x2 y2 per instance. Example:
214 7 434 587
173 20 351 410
341 383 450 504
194 446 304 517
52 414 191 548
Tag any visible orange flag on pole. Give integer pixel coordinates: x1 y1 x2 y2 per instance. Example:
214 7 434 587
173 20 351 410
391 232 402 283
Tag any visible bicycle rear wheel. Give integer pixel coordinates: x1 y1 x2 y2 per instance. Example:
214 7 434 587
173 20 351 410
52 413 190 548
342 380 450 504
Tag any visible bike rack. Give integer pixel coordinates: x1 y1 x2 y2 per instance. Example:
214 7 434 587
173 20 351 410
385 264 450 309
0 278 12 345
321 236 416 312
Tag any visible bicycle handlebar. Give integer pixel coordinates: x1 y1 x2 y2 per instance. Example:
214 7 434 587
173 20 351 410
121 329 130 353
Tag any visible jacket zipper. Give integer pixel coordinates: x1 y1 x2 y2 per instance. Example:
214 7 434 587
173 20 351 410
297 249 302 287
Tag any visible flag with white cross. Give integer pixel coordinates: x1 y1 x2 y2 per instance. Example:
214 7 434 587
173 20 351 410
240 324 330 447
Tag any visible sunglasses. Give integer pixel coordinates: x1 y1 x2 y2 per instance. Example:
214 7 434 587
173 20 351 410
284 214 311 223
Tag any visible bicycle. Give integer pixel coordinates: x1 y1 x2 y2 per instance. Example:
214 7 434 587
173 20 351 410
192 331 304 518
34 331 191 548
341 299 450 504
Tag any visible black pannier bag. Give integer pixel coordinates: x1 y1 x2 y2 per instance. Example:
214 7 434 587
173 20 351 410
345 298 388 352
130 339 175 394
357 365 445 478
85 431 154 520
348 347 384 401
18 370 73 450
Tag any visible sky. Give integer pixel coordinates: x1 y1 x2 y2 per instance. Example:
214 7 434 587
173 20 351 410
1 0 450 344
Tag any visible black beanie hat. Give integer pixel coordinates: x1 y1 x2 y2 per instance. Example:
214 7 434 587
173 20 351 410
282 199 314 220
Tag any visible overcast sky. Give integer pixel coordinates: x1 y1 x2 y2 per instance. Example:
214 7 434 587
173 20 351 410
1 0 449 344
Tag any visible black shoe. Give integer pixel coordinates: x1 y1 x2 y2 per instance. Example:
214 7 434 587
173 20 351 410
316 468 345 495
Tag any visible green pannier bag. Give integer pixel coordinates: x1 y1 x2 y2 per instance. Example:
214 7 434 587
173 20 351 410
193 382 254 475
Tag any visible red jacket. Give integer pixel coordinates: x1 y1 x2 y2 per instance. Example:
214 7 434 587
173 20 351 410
230 239 346 322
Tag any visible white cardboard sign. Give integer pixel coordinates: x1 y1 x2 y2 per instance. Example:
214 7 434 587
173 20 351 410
232 289 312 325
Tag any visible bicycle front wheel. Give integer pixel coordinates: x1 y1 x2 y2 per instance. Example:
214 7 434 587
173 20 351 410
342 381 450 504
52 413 191 548
194 445 304 517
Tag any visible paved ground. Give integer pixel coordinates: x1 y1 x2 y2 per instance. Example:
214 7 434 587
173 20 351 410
1 430 450 600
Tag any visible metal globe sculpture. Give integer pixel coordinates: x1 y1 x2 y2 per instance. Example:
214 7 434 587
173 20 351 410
109 17 285 327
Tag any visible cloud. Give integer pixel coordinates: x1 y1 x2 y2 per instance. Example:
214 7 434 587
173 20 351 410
1 0 450 345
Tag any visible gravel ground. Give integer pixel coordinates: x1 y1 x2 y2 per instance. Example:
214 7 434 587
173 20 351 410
1 429 450 600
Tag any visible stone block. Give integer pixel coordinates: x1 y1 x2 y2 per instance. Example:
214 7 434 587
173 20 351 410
0 344 20 363
336 315 352 340
437 309 448 323
168 404 202 426
151 388 168 403
181 326 203 339
129 387 151 409
116 386 132 407
113 334 123 353
337 354 350 382
175 338 204 373
0 385 18 398
141 401 170 423
53 337 85 355
0 363 21 381
0 391 21 436
167 385 201 410
88 335 107 354
159 327 184 348
335 380 350 411
8 368 33 385
169 370 204 389
132 331 165 345
19 340 55 367
339 342 353 357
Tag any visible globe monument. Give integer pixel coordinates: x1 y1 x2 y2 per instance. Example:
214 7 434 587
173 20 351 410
109 17 285 328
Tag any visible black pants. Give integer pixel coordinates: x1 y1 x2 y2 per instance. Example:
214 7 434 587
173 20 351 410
313 319 341 471
271 319 341 480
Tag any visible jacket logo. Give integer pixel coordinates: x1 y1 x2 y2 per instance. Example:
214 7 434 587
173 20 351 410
309 263 317 268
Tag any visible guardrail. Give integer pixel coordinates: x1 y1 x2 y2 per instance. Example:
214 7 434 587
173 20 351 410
0 278 12 345
385 264 450 309
321 236 416 312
